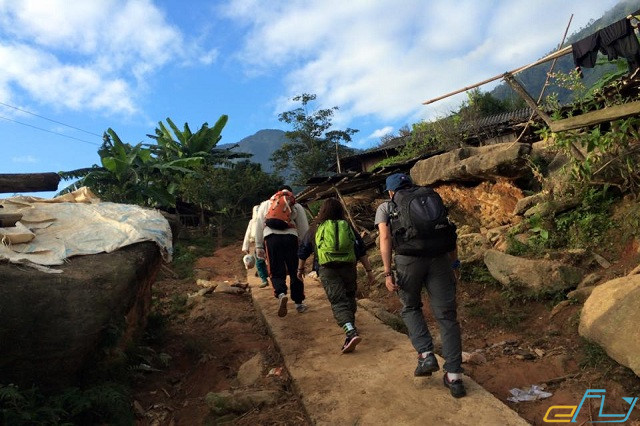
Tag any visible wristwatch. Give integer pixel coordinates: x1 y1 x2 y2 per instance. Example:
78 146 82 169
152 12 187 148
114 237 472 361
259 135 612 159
451 259 461 269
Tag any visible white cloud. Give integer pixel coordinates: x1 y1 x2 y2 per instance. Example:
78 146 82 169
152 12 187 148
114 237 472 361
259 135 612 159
369 126 394 139
225 0 620 127
0 0 211 116
12 155 38 163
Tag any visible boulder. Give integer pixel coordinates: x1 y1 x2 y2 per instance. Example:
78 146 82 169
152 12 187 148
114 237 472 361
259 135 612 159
567 286 596 302
458 233 490 263
483 249 583 292
523 197 580 218
0 242 161 388
579 275 640 377
206 389 281 414
411 142 532 186
513 193 547 216
237 353 264 387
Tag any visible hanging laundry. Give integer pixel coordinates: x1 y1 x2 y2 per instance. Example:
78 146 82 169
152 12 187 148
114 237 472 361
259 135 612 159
572 33 599 69
571 17 640 76
598 18 640 73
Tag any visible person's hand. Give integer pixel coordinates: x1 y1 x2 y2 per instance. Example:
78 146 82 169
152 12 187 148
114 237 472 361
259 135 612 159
255 248 265 259
296 268 305 281
385 273 399 292
453 269 461 284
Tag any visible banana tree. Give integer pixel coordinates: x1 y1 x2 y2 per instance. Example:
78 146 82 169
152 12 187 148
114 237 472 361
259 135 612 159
149 115 251 165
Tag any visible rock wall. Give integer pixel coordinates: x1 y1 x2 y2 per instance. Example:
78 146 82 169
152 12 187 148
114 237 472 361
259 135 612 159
0 242 161 388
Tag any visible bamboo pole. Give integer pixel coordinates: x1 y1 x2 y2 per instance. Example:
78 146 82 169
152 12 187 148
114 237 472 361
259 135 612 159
513 14 574 144
332 186 360 233
422 45 572 105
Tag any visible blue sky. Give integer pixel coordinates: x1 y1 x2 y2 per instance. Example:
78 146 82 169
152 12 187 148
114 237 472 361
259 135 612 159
0 0 622 196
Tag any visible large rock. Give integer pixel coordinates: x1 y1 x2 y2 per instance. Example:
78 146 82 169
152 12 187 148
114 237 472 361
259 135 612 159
579 275 640 377
458 233 490 263
0 242 161 388
411 142 532 186
483 249 583 292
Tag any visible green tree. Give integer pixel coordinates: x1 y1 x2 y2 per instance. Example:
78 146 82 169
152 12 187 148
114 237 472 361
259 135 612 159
148 115 251 165
60 128 201 207
271 93 358 184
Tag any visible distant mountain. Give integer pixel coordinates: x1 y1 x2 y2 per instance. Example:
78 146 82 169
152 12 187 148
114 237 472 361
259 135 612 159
221 129 288 173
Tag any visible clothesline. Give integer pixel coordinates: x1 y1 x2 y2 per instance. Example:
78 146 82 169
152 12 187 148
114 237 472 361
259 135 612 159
422 46 572 105
422 12 640 106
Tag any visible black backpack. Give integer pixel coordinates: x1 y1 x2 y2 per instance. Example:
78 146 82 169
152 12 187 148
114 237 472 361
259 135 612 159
388 186 457 256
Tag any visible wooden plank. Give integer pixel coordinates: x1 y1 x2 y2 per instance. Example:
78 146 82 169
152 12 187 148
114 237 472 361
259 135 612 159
0 173 60 193
549 101 640 132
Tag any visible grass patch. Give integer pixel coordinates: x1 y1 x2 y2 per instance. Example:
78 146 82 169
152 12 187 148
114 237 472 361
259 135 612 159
0 382 132 426
461 262 500 288
579 339 617 370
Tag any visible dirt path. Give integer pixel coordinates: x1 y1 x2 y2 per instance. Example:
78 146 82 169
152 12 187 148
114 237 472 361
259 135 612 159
249 270 528 425
132 237 640 425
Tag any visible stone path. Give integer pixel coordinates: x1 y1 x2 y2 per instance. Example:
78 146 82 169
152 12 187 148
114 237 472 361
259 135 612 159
248 272 529 425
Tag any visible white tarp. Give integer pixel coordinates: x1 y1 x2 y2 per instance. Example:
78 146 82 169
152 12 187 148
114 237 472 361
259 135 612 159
0 187 172 273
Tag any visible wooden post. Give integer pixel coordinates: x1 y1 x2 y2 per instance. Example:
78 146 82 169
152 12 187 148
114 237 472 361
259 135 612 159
0 173 60 193
332 186 360 233
503 72 553 127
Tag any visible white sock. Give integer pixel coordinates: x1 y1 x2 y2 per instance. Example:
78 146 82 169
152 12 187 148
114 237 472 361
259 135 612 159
343 322 355 334
420 351 432 358
447 372 462 381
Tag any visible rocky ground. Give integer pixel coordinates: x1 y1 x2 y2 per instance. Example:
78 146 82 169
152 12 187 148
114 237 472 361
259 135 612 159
131 226 640 425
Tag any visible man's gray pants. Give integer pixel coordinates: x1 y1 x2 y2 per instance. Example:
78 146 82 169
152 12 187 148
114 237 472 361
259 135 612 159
395 253 463 374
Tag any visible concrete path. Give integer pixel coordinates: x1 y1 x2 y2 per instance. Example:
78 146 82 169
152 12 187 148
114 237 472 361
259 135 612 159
249 272 529 425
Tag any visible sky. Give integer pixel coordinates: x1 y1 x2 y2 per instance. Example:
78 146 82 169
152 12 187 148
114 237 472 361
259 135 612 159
0 0 623 196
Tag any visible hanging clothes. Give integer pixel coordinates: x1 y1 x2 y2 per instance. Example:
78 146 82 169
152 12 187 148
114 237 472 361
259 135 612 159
571 17 640 75
572 33 600 69
598 18 640 72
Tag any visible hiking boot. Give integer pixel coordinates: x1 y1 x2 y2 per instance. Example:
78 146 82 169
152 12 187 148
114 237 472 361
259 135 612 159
414 352 439 376
277 293 288 317
259 280 269 288
295 303 308 313
341 332 361 354
443 374 467 398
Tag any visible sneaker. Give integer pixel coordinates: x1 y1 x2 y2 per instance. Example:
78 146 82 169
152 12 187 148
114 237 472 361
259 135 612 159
443 373 467 398
259 280 269 288
277 293 288 317
341 333 361 354
295 303 308 313
414 352 439 376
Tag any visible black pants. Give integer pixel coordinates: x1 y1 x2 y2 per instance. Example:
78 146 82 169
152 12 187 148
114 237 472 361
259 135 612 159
264 233 305 304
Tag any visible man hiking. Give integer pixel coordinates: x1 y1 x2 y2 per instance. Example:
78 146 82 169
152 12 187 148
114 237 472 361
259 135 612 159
255 185 309 317
375 173 466 398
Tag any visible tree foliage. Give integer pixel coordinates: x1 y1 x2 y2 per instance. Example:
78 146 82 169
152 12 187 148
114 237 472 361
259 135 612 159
58 115 276 218
271 93 358 184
